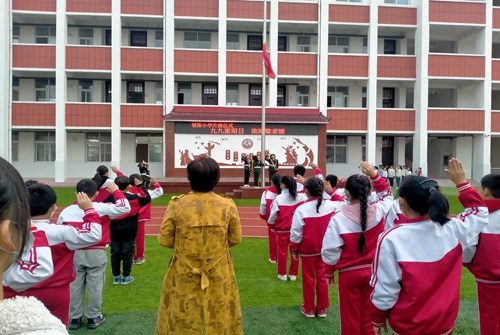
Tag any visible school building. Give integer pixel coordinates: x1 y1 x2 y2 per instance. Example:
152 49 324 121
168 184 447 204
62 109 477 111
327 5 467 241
0 0 499 182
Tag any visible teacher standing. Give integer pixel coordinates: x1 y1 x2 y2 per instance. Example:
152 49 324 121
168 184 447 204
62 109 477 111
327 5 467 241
155 156 243 335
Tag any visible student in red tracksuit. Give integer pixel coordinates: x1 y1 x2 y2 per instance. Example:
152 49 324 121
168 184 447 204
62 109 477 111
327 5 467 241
268 176 307 281
128 174 164 265
92 165 123 202
321 161 393 335
463 174 500 335
259 174 282 264
369 158 488 335
290 178 345 319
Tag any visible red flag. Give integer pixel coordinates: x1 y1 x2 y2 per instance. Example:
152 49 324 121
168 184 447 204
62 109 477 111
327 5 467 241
262 39 276 79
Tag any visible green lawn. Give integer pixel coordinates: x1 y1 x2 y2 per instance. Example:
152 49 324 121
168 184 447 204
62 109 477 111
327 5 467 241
68 237 480 335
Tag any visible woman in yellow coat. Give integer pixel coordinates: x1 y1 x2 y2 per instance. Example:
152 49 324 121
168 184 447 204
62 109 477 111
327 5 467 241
155 156 243 335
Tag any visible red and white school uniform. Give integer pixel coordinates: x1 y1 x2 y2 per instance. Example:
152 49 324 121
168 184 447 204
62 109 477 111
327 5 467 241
290 198 344 313
259 186 280 262
268 190 307 277
8 210 102 327
128 182 164 260
369 183 488 335
463 199 500 335
92 170 123 203
384 199 404 230
3 228 53 294
321 174 392 335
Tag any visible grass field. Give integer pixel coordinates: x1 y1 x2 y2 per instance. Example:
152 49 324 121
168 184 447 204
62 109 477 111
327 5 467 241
68 237 480 335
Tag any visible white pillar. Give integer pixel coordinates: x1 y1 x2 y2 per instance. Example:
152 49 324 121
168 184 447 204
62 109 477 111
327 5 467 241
268 0 278 107
412 0 429 174
0 0 10 160
318 0 329 115
218 0 227 106
394 137 406 166
165 0 175 113
55 0 67 182
111 0 121 168
366 2 378 165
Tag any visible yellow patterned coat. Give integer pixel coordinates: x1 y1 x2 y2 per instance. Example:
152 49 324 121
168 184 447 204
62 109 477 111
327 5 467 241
155 192 243 335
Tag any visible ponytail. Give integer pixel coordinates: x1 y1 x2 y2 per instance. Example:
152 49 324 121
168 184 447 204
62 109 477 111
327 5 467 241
304 177 324 213
281 175 297 201
272 174 282 195
345 174 371 253
92 165 109 189
427 189 449 225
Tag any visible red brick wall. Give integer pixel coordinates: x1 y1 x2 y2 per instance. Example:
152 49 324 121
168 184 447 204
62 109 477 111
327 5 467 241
66 47 111 70
327 109 367 131
12 103 55 126
122 48 163 72
428 109 484 131
66 104 111 127
13 45 55 69
376 110 415 131
328 55 368 77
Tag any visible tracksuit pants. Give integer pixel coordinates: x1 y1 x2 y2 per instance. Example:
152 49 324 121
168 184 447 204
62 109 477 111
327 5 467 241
301 255 329 311
134 220 146 259
110 239 136 277
276 232 299 276
268 226 277 262
22 284 71 327
338 267 373 335
70 249 107 320
477 281 500 335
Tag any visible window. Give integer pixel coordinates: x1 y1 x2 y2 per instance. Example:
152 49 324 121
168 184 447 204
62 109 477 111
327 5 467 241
35 79 56 102
136 135 162 163
384 40 396 55
326 136 347 164
327 86 348 108
184 32 211 49
12 131 19 162
297 36 310 52
79 80 93 102
127 82 145 103
385 0 409 4
328 36 349 53
202 84 218 105
361 136 366 161
383 88 395 108
362 37 368 53
12 77 19 102
13 26 20 43
105 29 112 46
177 83 191 104
278 36 287 51
86 133 111 162
227 33 240 50
155 82 163 104
35 26 56 44
226 84 239 106
296 86 309 107
249 85 262 106
79 28 94 45
407 39 415 55
155 30 163 48
105 80 112 103
130 31 147 47
149 143 162 162
362 87 367 108
247 35 262 51
35 132 56 162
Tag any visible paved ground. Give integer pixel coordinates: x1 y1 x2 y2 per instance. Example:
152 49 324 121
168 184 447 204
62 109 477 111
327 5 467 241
52 206 267 238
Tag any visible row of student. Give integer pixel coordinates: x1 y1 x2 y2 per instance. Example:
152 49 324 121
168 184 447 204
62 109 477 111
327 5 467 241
259 158 499 335
1 164 163 332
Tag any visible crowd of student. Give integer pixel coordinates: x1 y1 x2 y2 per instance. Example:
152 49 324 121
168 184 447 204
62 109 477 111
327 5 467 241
259 159 500 335
0 160 163 334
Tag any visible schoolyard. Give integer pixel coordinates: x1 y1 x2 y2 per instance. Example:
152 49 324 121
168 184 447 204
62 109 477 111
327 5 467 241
50 187 482 335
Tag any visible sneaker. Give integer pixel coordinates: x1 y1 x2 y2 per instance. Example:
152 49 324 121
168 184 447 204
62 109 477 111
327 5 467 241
289 275 297 281
87 315 105 329
244 184 250 187
113 276 122 285
316 308 327 318
269 259 277 264
121 276 135 285
277 274 287 281
301 307 315 318
135 258 145 265
69 317 83 330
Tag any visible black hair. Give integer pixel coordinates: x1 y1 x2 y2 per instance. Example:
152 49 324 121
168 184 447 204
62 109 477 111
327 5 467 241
271 174 282 195
28 184 57 217
293 165 306 177
129 174 142 186
305 178 324 213
345 174 371 253
398 176 449 225
325 174 338 187
114 176 130 191
187 156 220 192
0 157 31 260
92 165 109 189
25 179 39 188
480 174 500 199
281 175 298 201
76 179 99 198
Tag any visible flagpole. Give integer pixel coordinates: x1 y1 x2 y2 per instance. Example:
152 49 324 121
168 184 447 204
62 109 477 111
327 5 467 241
261 0 267 188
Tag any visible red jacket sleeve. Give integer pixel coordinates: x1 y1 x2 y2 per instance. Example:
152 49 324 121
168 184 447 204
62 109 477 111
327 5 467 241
371 174 389 193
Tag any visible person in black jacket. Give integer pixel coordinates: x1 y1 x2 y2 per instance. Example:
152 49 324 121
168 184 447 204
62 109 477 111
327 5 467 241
104 175 151 285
